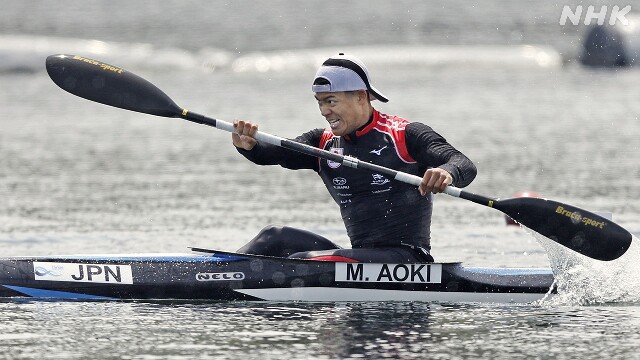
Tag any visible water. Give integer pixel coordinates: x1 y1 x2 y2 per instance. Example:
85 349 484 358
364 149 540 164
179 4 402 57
1 0 640 358
1 301 639 359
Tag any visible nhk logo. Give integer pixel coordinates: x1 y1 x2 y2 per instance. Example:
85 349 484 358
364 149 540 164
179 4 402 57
559 5 631 26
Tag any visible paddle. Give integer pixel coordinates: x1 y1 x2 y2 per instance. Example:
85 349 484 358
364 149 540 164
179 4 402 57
45 54 632 261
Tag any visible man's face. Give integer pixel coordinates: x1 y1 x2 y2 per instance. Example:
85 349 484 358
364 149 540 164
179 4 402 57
314 91 366 136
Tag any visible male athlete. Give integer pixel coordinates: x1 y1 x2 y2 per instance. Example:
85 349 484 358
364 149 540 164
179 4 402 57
232 53 476 262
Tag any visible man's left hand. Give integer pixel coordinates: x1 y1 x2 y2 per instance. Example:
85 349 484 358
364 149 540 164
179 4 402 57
419 168 453 196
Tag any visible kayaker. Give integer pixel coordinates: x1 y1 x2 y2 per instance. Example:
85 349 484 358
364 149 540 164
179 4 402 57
232 53 477 263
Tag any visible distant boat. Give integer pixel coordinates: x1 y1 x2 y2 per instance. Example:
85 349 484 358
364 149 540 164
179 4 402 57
581 15 640 67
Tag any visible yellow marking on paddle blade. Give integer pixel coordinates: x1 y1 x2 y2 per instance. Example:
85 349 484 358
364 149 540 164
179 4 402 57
182 109 189 116
488 200 494 207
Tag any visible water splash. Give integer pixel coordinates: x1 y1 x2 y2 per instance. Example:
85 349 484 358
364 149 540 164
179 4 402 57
532 230 640 305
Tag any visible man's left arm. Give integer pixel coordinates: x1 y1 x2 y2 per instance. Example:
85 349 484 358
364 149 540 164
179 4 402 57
405 122 477 195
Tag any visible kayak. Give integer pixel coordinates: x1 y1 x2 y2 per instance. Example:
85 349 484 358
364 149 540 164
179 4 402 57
0 248 556 303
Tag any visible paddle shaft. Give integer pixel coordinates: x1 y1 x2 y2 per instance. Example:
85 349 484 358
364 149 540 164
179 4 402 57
182 110 487 201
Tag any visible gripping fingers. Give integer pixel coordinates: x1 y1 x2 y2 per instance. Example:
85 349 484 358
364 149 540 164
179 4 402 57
419 169 452 196
232 119 258 150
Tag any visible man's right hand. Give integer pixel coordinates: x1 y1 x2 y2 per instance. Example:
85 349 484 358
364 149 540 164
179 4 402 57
232 120 259 150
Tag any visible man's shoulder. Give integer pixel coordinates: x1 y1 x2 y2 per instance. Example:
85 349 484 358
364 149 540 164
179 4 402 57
374 110 411 131
297 128 328 142
313 128 335 149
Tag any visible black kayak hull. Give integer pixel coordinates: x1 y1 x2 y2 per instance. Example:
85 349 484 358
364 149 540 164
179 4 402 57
0 249 556 303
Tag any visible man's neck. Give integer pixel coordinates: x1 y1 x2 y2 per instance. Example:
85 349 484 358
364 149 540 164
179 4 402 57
342 107 375 141
356 106 375 131
356 113 374 132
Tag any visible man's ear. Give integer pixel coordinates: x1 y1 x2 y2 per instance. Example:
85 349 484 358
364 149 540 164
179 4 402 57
358 89 370 103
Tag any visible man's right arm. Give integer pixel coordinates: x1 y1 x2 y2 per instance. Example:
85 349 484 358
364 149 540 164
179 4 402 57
233 121 324 171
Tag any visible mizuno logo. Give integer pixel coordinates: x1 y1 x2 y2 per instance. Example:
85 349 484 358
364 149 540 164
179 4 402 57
369 146 388 156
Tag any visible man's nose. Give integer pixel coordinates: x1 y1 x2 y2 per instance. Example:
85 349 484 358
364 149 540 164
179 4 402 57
320 104 331 117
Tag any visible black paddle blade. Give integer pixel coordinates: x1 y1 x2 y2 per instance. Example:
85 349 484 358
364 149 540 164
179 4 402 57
46 54 182 117
494 197 632 261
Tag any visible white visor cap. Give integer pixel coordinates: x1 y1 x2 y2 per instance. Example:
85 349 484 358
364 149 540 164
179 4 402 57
311 53 389 103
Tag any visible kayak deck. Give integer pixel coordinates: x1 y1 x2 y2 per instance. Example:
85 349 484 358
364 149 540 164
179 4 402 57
0 249 556 303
